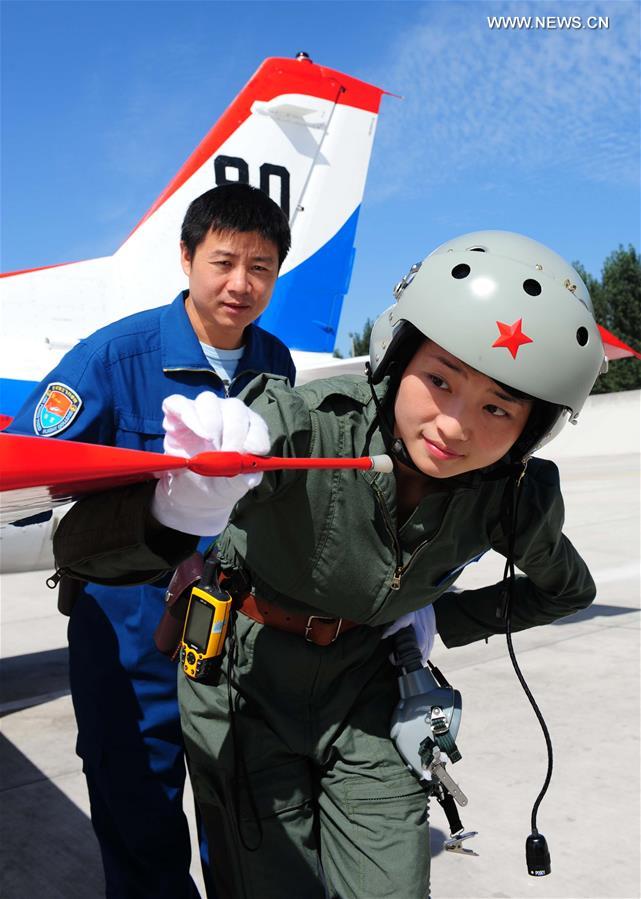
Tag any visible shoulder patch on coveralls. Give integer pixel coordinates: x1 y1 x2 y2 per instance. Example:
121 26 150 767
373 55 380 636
33 382 83 436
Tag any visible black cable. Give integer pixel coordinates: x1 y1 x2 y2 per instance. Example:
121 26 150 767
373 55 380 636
506 610 554 834
392 624 424 671
365 362 425 476
503 470 554 836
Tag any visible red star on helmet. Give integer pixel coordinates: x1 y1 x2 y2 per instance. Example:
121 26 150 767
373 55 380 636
492 318 533 359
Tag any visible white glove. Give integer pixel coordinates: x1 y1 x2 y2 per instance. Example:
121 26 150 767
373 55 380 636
151 392 270 536
383 604 437 665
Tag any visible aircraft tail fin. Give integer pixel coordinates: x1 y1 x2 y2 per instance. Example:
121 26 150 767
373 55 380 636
254 59 386 352
118 55 387 353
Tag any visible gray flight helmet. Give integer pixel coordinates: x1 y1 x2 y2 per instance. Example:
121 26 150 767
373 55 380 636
370 231 607 450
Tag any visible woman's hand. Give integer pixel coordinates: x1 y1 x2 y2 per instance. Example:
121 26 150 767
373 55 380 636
151 392 270 536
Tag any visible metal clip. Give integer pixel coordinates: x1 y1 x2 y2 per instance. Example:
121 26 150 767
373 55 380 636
393 262 422 300
443 829 479 857
430 706 449 735
425 746 468 806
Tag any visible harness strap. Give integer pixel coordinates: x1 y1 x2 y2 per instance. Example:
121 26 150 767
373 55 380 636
434 786 464 837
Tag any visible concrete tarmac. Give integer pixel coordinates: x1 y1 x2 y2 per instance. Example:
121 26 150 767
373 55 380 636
1 393 639 899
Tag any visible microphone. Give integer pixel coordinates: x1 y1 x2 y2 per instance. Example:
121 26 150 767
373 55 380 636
526 831 551 876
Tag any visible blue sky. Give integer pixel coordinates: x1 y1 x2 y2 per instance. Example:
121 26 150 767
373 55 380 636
2 0 639 354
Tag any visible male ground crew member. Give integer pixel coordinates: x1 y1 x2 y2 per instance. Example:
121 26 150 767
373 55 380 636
8 183 295 899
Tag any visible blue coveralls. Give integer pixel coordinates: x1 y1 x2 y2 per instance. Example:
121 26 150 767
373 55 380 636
8 292 295 899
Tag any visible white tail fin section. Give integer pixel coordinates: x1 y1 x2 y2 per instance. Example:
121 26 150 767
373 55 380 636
1 55 386 416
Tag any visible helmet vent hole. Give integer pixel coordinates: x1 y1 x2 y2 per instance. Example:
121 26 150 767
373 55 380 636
523 278 542 296
451 264 471 279
467 246 487 252
576 327 589 346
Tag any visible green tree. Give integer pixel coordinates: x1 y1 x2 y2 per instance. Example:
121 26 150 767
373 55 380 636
332 317 375 358
576 246 641 393
348 317 374 356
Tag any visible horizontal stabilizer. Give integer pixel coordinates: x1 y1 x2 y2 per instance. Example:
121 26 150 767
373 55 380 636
598 325 641 361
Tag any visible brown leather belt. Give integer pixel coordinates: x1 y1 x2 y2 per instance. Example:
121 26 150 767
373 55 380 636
237 593 359 647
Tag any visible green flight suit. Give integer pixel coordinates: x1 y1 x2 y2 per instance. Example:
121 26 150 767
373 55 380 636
54 374 595 899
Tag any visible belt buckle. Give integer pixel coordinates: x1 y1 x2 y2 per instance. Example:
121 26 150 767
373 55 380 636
304 615 343 644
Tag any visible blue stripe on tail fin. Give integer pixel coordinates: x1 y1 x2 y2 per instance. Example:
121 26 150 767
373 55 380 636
258 206 361 353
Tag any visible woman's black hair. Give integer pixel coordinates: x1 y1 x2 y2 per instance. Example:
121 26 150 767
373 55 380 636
494 379 562 459
509 399 562 460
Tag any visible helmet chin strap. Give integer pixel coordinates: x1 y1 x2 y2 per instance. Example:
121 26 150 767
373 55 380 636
365 363 425 476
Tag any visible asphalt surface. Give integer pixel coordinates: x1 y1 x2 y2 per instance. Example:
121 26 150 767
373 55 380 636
1 391 639 899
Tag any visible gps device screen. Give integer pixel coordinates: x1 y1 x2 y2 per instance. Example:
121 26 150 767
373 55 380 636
184 598 214 652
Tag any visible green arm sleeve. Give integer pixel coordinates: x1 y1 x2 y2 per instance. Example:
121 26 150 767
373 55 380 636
434 459 596 648
234 374 315 501
53 480 198 586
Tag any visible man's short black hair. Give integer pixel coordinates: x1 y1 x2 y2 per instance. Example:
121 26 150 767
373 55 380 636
180 183 291 267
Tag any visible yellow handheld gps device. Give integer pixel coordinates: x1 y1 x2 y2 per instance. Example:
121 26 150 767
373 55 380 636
180 556 232 681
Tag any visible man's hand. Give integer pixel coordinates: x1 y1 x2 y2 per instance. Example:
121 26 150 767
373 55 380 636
151 392 270 536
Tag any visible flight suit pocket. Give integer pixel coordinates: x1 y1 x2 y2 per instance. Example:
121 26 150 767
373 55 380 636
233 613 261 667
345 767 428 808
240 759 314 822
343 767 429 839
343 771 430 898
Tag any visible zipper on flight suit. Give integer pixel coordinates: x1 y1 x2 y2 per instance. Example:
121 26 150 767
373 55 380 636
373 484 456 590
372 483 404 589
46 567 70 589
